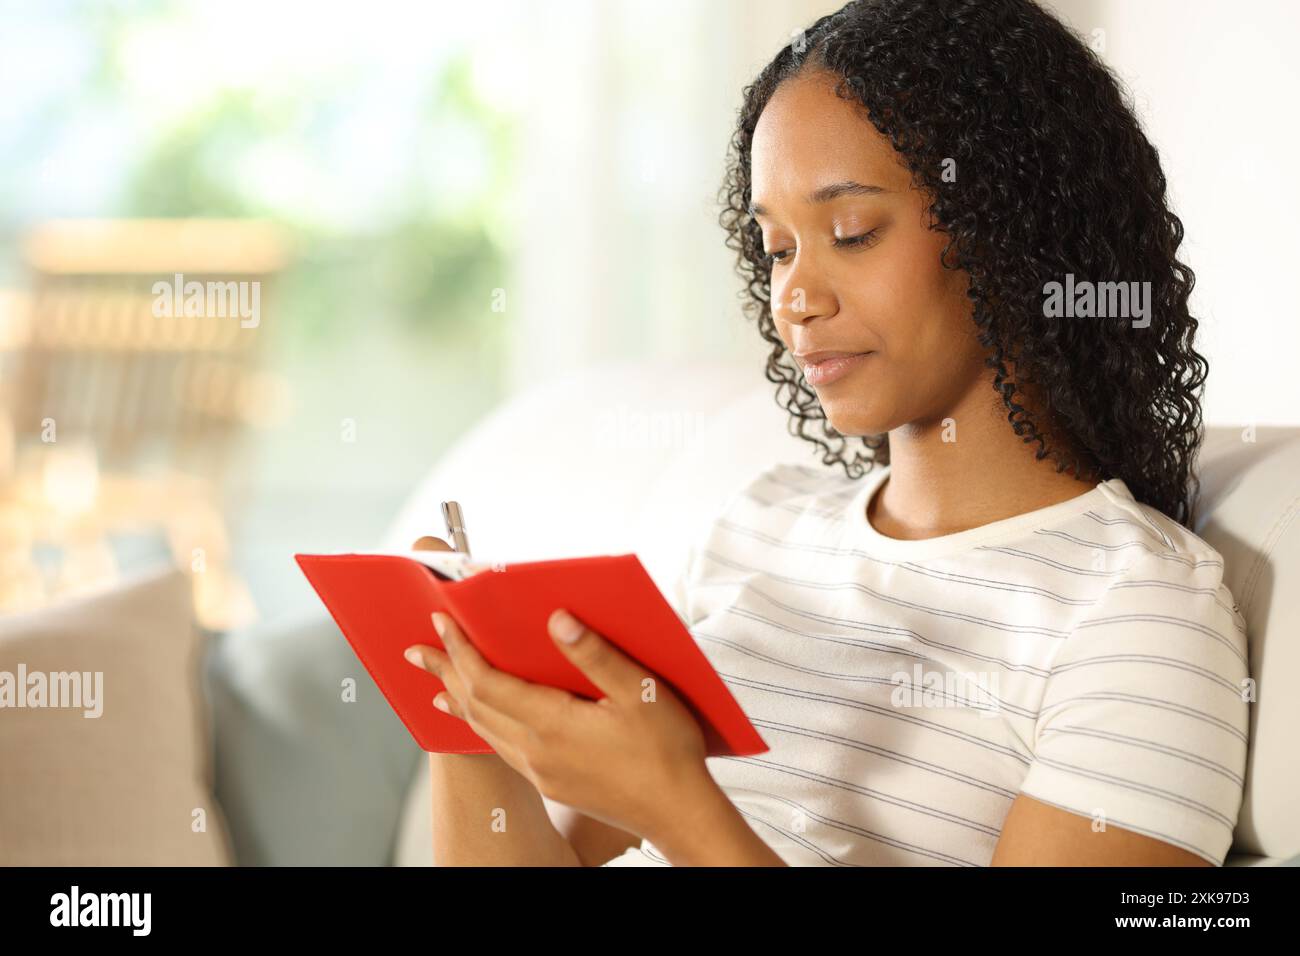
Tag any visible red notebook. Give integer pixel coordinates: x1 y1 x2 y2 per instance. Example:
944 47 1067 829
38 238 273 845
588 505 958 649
294 551 768 757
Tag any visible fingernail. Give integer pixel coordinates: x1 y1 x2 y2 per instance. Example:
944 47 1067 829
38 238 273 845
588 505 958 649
433 694 451 713
404 647 422 666
551 609 583 644
431 612 446 638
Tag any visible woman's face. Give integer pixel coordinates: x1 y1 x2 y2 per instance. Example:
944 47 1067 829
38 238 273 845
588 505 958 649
749 69 989 438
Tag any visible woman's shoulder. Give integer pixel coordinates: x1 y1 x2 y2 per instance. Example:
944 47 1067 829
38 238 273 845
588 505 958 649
1065 479 1249 677
1059 474 1240 602
1093 477 1217 559
1091 479 1238 595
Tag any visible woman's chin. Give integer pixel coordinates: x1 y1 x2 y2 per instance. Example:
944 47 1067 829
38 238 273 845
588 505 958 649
821 404 893 440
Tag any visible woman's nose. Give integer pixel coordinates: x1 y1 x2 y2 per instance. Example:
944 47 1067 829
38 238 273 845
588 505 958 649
773 270 833 324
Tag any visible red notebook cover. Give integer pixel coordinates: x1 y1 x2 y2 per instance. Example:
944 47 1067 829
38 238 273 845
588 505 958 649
293 552 768 757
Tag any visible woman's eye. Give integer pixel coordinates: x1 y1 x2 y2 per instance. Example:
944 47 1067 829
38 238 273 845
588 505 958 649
835 228 881 249
765 229 881 266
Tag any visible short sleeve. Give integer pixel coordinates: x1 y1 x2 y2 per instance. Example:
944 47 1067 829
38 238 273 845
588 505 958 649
1018 549 1250 865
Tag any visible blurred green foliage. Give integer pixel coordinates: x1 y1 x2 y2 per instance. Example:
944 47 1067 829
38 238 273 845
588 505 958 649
3 1 516 345
119 55 514 343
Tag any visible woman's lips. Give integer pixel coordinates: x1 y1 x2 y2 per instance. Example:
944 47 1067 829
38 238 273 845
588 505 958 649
801 352 873 386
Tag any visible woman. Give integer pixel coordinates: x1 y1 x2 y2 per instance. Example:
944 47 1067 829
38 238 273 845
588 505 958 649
403 0 1249 866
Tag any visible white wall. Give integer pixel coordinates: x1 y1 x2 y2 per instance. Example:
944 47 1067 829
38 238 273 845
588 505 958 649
1050 0 1300 424
505 0 832 391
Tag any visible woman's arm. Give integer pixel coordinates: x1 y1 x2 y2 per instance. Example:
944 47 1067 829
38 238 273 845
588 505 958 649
406 599 789 866
995 552 1248 867
640 771 788 866
427 752 582 866
545 801 641 866
412 534 583 867
429 749 784 866
991 794 1212 866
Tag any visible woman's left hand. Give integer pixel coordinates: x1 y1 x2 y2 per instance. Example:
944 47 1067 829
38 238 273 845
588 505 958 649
404 608 714 843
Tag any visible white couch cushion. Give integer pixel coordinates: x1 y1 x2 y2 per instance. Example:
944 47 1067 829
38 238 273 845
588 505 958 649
1193 427 1300 862
383 359 812 593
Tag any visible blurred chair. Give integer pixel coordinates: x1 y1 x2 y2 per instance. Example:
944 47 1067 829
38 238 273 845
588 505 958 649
14 219 286 478
0 219 288 626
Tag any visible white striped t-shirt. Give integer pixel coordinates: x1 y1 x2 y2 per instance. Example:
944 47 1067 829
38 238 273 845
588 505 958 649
604 462 1250 867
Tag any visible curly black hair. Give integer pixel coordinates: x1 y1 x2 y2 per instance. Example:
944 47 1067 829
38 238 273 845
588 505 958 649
718 0 1208 527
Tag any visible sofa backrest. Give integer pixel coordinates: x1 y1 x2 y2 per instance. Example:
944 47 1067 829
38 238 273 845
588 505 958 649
1192 427 1300 861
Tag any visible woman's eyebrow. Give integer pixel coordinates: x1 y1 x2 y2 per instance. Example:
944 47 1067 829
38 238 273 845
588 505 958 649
749 180 887 218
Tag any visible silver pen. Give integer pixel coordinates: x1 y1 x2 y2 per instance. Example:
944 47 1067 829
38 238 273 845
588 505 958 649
441 500 471 556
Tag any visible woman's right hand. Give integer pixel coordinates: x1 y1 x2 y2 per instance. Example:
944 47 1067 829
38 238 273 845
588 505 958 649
404 533 639 865
407 532 583 864
407 533 484 735
405 533 545 776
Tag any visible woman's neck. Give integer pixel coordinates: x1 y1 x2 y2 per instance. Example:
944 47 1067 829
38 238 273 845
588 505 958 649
868 389 1101 542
